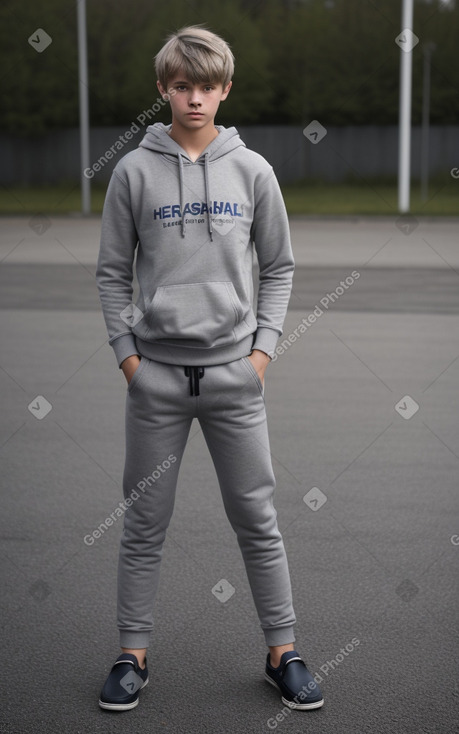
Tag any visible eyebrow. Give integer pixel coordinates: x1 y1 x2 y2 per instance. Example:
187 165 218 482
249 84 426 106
171 80 215 85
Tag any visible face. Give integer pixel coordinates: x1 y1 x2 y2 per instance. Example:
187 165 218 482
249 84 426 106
157 74 232 131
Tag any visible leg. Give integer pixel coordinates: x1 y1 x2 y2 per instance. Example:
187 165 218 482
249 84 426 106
198 357 296 648
117 358 193 653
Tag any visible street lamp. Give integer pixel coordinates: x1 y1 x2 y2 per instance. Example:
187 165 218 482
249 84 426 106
77 0 91 215
397 0 415 214
420 42 436 202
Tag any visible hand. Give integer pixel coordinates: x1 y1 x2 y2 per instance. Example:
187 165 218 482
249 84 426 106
121 354 141 385
248 349 271 386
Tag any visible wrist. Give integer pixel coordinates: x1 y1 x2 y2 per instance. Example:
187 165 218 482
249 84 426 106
121 354 140 370
251 349 271 363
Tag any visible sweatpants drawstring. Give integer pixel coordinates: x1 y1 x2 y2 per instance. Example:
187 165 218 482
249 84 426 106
184 366 205 396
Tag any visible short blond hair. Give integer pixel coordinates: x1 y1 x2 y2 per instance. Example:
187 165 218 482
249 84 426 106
155 25 234 89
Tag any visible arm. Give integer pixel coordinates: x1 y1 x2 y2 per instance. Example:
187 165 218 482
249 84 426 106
249 166 295 381
96 167 141 374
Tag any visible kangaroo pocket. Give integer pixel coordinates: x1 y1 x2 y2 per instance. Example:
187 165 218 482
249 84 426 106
136 281 256 349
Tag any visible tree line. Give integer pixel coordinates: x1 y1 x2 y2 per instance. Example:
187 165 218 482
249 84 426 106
1 0 457 136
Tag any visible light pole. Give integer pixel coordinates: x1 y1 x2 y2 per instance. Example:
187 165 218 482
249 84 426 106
420 42 436 202
77 0 91 215
397 0 415 214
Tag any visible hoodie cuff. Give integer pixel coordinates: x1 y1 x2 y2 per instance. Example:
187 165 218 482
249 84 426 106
252 327 280 359
110 333 140 367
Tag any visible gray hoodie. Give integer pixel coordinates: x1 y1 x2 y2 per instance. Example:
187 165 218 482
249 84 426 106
96 123 294 367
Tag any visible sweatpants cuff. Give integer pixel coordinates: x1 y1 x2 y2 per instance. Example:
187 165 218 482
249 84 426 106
263 625 296 647
119 630 151 649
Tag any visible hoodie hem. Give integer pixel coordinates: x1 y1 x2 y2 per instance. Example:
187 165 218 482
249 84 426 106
134 334 255 366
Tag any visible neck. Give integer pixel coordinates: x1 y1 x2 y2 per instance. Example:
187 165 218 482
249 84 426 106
168 121 219 161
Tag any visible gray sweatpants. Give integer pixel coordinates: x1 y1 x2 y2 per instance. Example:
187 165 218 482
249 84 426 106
117 354 296 649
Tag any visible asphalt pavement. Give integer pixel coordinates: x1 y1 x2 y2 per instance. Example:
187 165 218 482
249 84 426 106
1 215 458 734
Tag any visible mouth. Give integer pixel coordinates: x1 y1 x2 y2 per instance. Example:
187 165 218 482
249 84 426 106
187 112 204 117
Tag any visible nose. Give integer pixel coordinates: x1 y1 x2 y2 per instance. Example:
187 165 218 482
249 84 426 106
189 87 202 107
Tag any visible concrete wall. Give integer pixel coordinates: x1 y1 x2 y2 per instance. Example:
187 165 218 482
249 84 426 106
1 125 457 185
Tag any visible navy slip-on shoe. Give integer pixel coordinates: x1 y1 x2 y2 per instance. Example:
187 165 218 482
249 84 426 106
99 653 149 711
265 650 324 710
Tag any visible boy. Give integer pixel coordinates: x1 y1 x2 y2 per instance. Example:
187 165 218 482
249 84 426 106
96 26 323 712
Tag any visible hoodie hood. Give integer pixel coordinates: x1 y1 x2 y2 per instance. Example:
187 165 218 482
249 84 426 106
138 123 246 239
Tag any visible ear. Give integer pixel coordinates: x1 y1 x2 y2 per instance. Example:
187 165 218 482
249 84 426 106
220 80 232 101
157 80 168 99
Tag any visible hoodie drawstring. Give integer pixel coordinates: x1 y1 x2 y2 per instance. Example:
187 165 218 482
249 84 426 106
178 151 213 241
178 153 186 238
204 153 213 241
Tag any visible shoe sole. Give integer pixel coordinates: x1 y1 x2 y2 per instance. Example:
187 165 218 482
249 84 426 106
99 677 149 711
264 672 324 710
